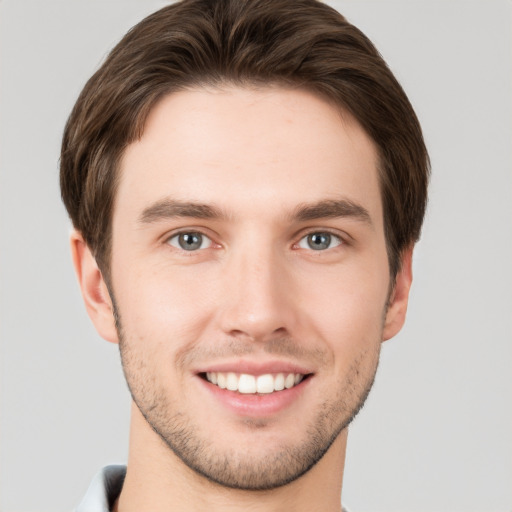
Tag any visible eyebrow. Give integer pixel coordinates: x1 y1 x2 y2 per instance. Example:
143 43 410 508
139 198 227 224
138 197 372 226
291 199 373 226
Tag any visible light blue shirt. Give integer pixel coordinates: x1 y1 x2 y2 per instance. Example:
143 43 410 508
75 466 125 512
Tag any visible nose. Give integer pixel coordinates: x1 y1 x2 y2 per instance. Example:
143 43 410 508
216 243 298 343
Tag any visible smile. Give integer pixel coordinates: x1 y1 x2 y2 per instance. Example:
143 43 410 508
204 372 305 394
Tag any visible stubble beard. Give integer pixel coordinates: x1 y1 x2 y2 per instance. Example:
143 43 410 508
115 307 381 491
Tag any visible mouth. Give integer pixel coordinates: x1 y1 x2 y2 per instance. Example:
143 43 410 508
196 362 314 417
200 371 310 395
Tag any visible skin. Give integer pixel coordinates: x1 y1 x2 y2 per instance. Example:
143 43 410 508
71 86 413 512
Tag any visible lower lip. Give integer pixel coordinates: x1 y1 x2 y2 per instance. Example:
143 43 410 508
197 375 311 417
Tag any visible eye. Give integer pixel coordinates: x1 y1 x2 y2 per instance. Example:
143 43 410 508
297 232 343 251
167 232 212 251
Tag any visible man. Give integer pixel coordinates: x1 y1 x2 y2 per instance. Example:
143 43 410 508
60 0 429 510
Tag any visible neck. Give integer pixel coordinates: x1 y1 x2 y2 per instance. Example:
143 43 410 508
115 403 347 512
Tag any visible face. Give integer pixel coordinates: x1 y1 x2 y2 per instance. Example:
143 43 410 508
105 86 399 489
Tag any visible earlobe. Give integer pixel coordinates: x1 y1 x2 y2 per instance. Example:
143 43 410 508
382 246 414 342
70 230 119 344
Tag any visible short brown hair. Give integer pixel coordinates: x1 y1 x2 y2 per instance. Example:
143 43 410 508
60 0 429 281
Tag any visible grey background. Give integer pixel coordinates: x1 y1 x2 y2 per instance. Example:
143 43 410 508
1 1 511 511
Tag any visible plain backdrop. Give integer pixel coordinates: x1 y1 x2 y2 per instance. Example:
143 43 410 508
0 1 511 511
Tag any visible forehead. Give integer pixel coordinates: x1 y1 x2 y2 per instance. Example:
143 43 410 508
116 86 382 225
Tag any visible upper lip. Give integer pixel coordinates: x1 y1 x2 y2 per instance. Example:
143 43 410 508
194 359 314 376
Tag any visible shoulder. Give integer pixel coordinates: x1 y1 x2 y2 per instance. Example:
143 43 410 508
74 465 126 512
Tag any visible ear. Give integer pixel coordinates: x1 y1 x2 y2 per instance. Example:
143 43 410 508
70 230 119 344
382 246 414 342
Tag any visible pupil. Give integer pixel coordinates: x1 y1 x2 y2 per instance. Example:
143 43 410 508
308 233 330 250
179 233 201 250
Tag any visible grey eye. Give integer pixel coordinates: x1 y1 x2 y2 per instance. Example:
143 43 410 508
168 232 212 251
298 232 342 251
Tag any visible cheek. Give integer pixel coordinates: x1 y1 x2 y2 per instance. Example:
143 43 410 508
297 261 389 360
114 263 218 345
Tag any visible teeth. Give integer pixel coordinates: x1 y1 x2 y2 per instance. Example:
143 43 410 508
226 372 238 391
274 373 285 391
285 373 295 389
238 374 256 394
217 373 227 389
256 374 274 394
205 372 305 394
